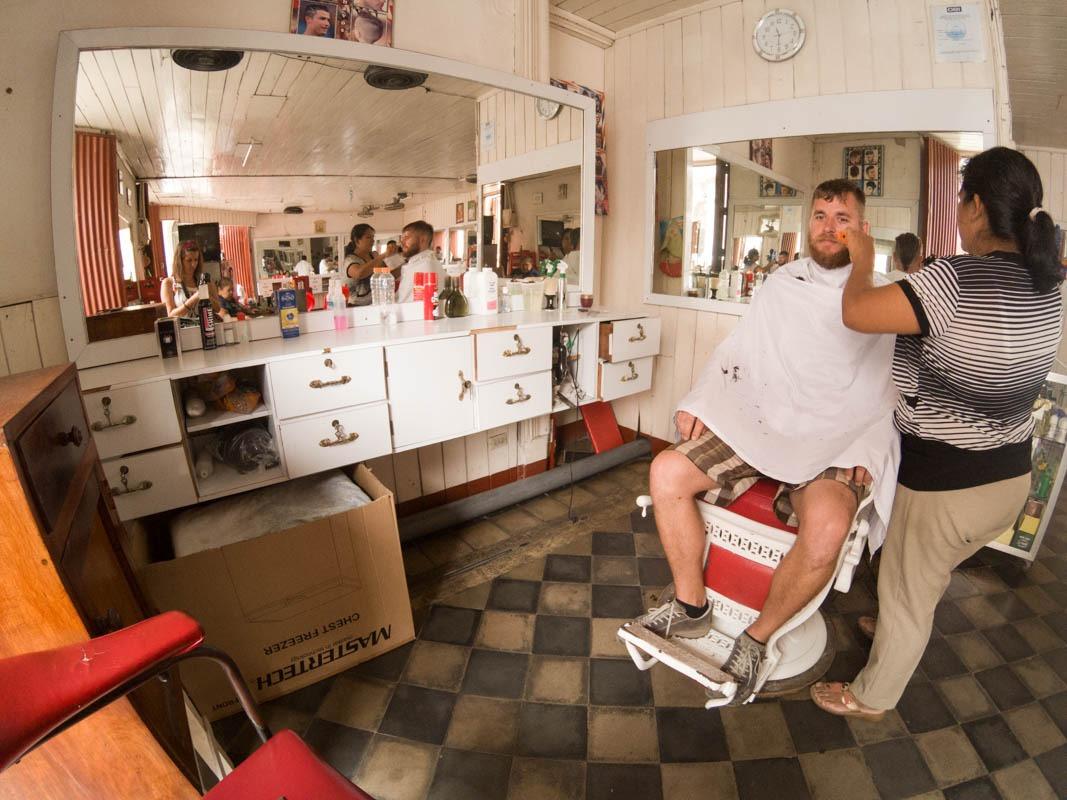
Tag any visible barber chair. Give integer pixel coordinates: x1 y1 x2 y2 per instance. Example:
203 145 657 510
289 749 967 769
618 479 871 707
0 611 374 799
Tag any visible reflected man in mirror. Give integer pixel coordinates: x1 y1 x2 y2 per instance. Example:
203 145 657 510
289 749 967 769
885 233 923 282
637 179 900 705
397 220 443 303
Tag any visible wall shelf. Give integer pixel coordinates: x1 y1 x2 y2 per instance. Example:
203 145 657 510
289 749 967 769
195 461 286 501
186 404 272 434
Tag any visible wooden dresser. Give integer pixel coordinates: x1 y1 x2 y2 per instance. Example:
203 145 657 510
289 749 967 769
0 364 197 799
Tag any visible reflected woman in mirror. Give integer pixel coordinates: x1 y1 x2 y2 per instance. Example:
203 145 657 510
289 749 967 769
161 240 206 318
343 224 389 306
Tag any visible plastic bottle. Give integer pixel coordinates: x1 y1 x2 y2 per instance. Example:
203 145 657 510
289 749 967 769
197 281 217 350
329 280 348 331
482 268 498 314
383 267 396 306
423 272 439 320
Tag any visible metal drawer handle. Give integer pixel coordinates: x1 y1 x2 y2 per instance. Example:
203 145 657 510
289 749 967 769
502 334 531 357
56 425 84 447
319 419 359 448
628 323 646 343
309 375 352 389
506 383 531 404
91 396 137 431
621 362 640 382
112 465 152 495
458 370 472 401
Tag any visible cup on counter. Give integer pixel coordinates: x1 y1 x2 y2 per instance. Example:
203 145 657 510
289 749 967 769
579 293 594 311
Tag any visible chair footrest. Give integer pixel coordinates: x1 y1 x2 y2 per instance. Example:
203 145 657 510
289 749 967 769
618 622 736 688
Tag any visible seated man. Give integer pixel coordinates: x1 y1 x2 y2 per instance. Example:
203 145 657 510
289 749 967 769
638 179 900 704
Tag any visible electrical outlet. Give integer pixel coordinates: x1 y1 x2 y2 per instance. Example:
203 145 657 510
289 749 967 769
488 432 508 451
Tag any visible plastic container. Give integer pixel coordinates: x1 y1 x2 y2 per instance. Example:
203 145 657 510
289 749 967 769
481 268 498 314
329 280 348 331
423 273 439 320
277 287 299 338
413 272 425 303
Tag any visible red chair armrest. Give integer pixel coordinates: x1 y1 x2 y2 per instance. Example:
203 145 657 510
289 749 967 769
0 611 203 770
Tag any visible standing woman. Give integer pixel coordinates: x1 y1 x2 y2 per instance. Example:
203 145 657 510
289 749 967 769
343 224 388 305
161 240 206 318
811 147 1063 719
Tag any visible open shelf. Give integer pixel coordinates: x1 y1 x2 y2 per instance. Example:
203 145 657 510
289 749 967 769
186 403 272 434
195 460 287 501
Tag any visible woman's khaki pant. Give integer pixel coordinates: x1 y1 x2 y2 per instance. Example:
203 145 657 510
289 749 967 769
850 474 1031 710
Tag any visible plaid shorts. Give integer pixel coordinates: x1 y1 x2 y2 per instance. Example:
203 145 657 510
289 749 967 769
668 428 868 527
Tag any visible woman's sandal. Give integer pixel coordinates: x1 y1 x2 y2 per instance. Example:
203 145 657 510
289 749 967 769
810 681 885 720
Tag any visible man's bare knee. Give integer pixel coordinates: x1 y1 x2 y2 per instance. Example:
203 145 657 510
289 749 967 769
792 481 857 569
649 450 715 499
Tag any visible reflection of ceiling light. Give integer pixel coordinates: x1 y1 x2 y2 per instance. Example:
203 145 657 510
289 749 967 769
364 65 428 90
239 140 260 168
172 49 244 72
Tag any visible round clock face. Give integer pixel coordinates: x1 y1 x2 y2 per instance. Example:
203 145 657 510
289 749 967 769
536 98 562 120
752 9 806 62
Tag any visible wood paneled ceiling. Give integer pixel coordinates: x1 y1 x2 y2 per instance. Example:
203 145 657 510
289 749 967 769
1000 0 1067 149
75 49 485 212
552 0 709 32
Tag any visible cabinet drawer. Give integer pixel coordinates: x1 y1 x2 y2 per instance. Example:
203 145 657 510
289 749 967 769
103 446 197 520
84 381 181 459
602 318 661 362
271 347 386 420
279 402 392 479
387 337 476 449
476 371 553 430
599 357 654 402
15 379 90 534
474 327 552 382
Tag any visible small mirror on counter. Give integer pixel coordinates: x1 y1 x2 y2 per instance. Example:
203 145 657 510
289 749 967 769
648 131 985 309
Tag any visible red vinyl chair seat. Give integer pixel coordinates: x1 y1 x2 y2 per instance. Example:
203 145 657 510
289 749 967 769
206 730 373 800
0 611 203 771
722 478 798 534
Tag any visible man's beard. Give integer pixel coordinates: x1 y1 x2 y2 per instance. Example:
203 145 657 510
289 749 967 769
808 237 851 269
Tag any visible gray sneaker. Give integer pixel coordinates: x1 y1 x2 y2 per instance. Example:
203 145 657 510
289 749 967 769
637 599 713 639
723 631 767 705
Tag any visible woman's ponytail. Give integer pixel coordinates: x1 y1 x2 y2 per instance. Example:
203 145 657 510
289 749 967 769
960 147 1063 294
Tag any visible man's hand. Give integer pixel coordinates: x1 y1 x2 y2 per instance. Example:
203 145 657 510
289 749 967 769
843 227 875 273
675 410 707 440
845 466 873 486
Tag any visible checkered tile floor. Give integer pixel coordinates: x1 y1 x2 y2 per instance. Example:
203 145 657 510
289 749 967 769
212 458 1067 799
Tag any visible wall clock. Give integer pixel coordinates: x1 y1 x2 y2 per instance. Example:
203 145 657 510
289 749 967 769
753 8 806 62
536 98 562 120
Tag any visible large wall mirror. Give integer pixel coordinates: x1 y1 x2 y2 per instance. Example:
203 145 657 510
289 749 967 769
641 89 998 314
53 29 595 368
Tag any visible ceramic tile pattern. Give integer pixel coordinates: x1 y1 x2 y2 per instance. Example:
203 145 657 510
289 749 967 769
215 459 1067 799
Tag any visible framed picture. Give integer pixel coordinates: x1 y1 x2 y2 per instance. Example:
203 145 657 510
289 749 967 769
291 1 394 47
466 199 476 222
759 176 797 198
290 1 339 37
456 202 464 224
843 145 884 197
750 138 773 169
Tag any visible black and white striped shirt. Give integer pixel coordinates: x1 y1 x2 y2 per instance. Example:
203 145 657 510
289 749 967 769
894 252 1062 490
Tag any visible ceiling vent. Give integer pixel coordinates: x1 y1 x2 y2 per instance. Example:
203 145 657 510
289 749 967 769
283 206 304 215
357 205 377 218
363 65 428 91
172 49 245 72
465 173 478 184
382 192 408 211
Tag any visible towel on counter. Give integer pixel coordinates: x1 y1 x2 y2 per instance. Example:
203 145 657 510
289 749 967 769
170 469 372 558
677 258 900 552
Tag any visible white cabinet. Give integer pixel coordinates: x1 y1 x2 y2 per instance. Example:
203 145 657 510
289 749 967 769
102 445 197 520
83 381 182 459
279 402 392 478
476 371 552 429
474 327 552 382
269 347 386 420
386 336 476 449
602 318 662 363
599 357 654 402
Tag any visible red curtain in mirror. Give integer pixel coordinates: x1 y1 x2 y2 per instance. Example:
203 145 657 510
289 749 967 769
74 131 125 315
780 233 798 259
147 203 166 277
221 226 254 301
923 136 962 259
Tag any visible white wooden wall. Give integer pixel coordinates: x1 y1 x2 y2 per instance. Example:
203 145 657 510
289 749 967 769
0 298 69 377
1021 147 1067 227
601 0 999 443
477 89 583 167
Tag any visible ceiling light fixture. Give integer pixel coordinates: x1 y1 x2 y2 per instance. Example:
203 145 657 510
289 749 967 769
172 49 245 72
239 140 260 168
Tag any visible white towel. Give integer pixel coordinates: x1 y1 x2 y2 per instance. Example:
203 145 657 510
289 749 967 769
677 258 900 552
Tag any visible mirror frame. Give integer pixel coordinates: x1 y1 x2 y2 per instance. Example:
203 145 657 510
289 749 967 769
53 27 596 368
641 87 998 315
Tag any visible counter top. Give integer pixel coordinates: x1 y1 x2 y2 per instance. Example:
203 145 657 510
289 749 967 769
78 308 650 391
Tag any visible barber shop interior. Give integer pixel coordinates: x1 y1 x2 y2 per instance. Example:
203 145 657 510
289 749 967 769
4 2 1067 799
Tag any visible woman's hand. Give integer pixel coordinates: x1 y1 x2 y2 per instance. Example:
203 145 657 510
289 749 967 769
675 410 707 440
843 228 875 273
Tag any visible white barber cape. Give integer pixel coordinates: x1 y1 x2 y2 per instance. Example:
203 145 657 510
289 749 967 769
677 258 900 552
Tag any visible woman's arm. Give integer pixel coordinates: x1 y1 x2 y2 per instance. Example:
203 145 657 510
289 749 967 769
346 255 385 282
841 229 922 335
162 277 197 318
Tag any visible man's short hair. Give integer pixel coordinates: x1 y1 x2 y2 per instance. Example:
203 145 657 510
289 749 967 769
304 3 328 18
387 239 397 246
893 232 922 267
812 179 866 211
354 10 384 39
403 220 434 241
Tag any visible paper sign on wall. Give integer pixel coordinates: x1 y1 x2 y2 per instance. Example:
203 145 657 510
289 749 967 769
930 4 986 63
481 121 496 154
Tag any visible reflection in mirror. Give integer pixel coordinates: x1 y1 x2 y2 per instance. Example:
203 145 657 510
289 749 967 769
490 166 581 279
70 47 585 343
650 131 984 306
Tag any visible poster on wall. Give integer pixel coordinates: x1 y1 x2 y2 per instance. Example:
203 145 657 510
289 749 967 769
843 145 884 197
749 139 773 169
290 0 394 47
930 3 985 64
551 78 608 215
758 176 797 198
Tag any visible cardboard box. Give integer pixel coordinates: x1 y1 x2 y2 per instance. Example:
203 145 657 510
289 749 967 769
142 465 413 720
